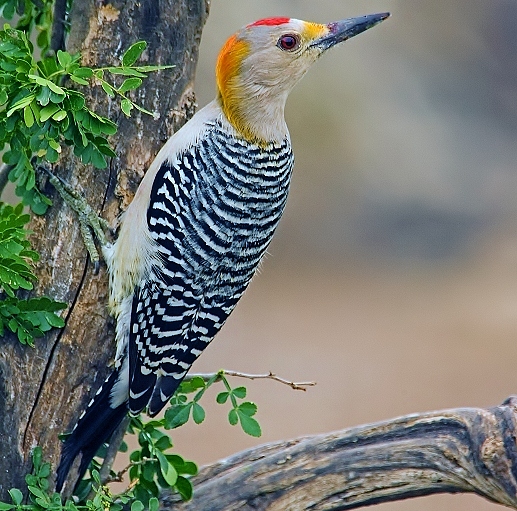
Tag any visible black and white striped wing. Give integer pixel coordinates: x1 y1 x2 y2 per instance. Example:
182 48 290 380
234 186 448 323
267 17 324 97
127 151 238 416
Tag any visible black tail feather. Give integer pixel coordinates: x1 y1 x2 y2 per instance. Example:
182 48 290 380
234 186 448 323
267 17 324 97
56 369 128 492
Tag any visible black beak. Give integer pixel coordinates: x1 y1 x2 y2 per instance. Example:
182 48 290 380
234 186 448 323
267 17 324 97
312 12 390 51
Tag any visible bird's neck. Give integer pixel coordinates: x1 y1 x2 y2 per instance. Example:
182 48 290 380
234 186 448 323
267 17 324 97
217 86 289 145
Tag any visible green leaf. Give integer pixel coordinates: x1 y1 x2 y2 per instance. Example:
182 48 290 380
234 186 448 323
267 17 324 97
7 93 35 116
38 462 51 479
122 41 147 66
39 104 60 122
101 81 115 97
27 75 65 96
233 386 247 399
119 77 142 93
156 451 177 487
56 50 72 68
180 376 205 394
0 502 14 510
0 89 8 105
73 67 93 78
69 75 89 86
142 460 157 483
32 446 42 469
47 81 65 96
67 92 85 110
175 476 193 501
34 498 49 508
90 146 107 169
216 391 229 404
120 98 133 116
164 404 191 429
130 501 144 511
93 69 104 80
237 411 262 437
28 485 48 501
23 105 34 127
228 408 238 426
46 313 65 328
148 497 159 511
0 296 66 346
99 120 117 136
154 434 172 452
107 67 146 77
36 86 50 106
52 109 67 122
8 489 22 505
178 461 198 476
25 474 38 487
192 403 205 424
165 454 185 468
49 89 65 103
190 376 206 390
237 401 257 417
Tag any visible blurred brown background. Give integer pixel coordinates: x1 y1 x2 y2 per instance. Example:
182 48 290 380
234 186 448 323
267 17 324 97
169 1 517 510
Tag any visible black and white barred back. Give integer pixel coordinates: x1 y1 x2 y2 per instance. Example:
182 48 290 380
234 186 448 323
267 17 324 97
129 121 294 416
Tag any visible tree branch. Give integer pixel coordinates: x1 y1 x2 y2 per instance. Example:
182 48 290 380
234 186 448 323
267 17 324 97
186 370 316 391
161 396 517 510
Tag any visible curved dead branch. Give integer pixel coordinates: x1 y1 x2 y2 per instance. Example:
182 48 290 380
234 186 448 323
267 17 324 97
161 396 517 510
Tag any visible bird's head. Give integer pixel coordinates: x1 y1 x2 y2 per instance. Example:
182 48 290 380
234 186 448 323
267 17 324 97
215 13 390 143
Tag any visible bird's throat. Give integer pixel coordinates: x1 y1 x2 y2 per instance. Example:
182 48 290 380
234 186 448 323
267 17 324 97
217 88 288 146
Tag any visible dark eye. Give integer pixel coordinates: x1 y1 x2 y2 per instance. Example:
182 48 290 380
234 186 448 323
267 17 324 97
278 34 300 51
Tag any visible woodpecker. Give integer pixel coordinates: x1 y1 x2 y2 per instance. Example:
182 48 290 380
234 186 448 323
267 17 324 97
55 12 389 491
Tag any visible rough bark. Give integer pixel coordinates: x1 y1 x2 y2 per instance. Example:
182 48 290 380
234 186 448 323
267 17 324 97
0 0 209 497
161 397 517 511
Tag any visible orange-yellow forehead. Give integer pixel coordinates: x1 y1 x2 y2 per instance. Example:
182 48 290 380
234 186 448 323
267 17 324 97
300 21 329 40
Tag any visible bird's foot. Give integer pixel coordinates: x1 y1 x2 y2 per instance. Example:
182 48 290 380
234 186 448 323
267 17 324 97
40 165 112 274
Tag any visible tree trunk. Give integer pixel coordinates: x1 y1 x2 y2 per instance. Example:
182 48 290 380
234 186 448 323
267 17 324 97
161 397 517 511
0 0 209 497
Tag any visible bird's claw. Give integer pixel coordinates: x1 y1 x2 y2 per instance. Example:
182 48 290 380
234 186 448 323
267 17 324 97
40 165 109 272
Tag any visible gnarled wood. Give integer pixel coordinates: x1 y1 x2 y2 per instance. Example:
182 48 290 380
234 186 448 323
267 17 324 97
0 0 209 497
161 397 517 510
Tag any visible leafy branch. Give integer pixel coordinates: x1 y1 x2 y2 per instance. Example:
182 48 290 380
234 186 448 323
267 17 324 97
76 375 264 506
0 25 172 213
0 202 66 346
165 373 262 437
69 369 316 507
0 0 55 52
0 447 137 511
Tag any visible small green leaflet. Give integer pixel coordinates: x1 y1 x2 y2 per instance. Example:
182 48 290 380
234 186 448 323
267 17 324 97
122 41 147 66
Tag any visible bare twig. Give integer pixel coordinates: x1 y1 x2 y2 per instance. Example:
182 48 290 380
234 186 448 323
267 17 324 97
186 370 316 391
161 396 517 511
